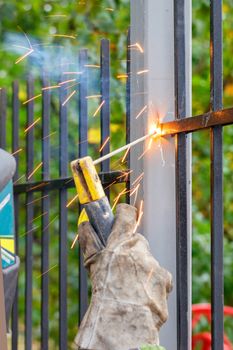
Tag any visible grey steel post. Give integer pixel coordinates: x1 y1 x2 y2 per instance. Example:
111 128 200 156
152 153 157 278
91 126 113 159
130 1 192 349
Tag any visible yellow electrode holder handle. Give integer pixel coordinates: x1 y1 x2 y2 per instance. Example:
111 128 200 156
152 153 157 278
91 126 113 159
71 156 105 204
71 156 114 245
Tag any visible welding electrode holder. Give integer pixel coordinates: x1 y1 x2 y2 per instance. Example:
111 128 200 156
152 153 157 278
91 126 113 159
71 156 114 246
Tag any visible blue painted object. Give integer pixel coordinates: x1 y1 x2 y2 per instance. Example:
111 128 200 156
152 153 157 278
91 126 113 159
0 180 16 269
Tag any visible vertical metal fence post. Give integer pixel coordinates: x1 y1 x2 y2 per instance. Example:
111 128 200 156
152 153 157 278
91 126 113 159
41 74 51 350
210 1 224 349
12 80 19 350
78 49 88 323
0 88 7 149
100 39 110 199
59 83 68 350
25 77 34 350
174 0 190 349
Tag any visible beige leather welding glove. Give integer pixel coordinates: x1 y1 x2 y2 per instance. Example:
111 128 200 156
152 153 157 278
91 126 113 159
75 203 172 350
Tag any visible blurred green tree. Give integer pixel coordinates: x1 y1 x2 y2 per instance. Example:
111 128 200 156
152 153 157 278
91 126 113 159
0 0 233 347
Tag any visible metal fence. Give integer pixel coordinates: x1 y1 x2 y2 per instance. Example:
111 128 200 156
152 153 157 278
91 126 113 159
173 1 225 349
0 38 130 349
0 0 232 349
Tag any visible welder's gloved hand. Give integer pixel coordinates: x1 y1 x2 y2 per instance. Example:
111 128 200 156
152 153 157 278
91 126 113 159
75 203 172 350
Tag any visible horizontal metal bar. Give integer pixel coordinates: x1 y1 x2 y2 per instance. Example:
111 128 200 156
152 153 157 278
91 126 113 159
14 170 130 194
160 107 233 136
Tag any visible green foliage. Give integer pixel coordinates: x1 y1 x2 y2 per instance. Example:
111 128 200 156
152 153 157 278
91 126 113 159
140 345 165 350
0 1 130 348
192 0 233 342
1 0 233 347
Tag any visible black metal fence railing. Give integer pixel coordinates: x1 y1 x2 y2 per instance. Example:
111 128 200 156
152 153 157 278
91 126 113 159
0 38 130 350
0 1 232 349
174 0 224 349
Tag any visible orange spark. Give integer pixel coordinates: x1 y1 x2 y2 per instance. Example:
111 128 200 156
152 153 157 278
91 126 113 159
132 172 144 186
117 74 128 79
104 180 117 190
13 174 25 185
128 42 144 53
26 195 49 206
93 100 105 117
121 146 130 163
78 138 88 145
139 199 144 213
110 158 120 167
64 82 80 90
30 211 48 223
86 94 102 99
138 147 150 161
37 264 58 279
135 105 147 119
112 188 129 211
111 159 125 171
46 14 67 17
63 71 82 75
116 169 133 181
133 184 140 206
84 64 100 68
59 79 76 85
112 189 126 210
11 148 23 156
133 200 144 233
24 117 41 133
43 131 57 140
133 211 143 233
42 215 58 232
130 183 140 197
20 226 38 238
15 49 34 64
28 162 43 180
71 233 79 249
52 34 76 39
28 182 48 191
99 136 110 152
23 94 42 105
148 138 153 149
65 178 73 185
66 194 79 208
138 136 155 161
42 85 60 91
62 90 77 106
137 69 149 75
111 164 125 172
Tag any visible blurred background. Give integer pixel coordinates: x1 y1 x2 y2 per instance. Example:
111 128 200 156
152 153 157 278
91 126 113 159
0 0 232 348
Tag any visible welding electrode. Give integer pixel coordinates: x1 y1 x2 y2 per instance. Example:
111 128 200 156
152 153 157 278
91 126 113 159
70 130 159 245
71 156 114 246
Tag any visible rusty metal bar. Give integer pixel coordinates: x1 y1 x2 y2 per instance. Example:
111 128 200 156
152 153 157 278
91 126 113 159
160 107 233 136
